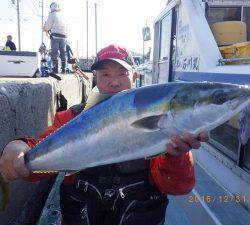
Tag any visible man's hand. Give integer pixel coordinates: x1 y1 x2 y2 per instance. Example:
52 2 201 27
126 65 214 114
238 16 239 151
43 28 50 37
166 132 209 156
0 140 30 180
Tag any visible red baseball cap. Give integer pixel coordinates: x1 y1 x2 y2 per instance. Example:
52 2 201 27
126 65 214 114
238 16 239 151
91 44 135 71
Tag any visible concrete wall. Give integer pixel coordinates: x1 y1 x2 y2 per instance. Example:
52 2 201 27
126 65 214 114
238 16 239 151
0 74 85 150
0 74 92 224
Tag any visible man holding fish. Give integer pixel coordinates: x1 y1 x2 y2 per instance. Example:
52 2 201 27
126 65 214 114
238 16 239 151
4 44 244 225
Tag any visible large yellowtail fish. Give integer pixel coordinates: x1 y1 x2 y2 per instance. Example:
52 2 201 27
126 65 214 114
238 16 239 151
24 82 250 172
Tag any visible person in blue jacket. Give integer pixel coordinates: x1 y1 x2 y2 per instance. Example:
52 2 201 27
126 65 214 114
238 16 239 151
5 35 16 51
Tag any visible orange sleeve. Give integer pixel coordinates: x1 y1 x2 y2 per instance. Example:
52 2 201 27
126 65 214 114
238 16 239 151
149 151 195 195
22 109 76 182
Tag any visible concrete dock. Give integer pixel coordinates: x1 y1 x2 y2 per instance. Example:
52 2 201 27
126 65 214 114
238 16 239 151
0 73 92 225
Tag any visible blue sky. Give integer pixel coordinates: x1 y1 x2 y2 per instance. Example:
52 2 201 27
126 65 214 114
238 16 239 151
0 0 166 57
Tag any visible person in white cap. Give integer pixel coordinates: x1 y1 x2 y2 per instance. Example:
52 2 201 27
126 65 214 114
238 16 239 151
44 2 67 73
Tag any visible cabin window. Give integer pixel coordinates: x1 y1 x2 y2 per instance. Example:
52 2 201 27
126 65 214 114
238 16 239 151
153 7 177 84
210 120 239 162
243 7 250 41
159 14 172 61
207 6 250 41
207 6 250 65
206 7 241 25
210 111 250 171
157 11 173 83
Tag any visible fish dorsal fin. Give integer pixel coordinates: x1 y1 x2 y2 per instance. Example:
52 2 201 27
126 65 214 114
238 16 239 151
131 115 163 132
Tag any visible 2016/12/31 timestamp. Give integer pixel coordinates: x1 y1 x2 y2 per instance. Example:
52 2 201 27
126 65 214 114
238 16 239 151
188 195 247 204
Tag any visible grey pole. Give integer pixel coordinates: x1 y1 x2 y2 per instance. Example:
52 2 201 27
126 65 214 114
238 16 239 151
86 0 89 59
94 2 97 55
143 38 144 63
41 0 44 43
17 0 21 50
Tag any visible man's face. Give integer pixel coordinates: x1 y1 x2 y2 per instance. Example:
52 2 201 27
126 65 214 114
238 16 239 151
95 60 134 94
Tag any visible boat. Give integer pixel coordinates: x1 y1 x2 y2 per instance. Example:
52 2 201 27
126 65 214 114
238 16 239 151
138 0 250 224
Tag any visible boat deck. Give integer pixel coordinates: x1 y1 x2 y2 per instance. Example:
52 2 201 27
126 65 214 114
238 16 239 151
166 159 250 225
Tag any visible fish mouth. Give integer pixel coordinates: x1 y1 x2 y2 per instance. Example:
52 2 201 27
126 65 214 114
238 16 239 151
227 95 250 112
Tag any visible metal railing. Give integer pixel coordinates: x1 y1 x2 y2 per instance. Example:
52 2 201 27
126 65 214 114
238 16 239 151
219 57 250 65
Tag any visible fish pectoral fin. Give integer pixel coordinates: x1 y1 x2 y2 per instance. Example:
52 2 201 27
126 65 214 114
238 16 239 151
131 115 163 132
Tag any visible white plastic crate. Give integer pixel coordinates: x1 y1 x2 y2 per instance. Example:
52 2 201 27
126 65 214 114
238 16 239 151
0 51 40 77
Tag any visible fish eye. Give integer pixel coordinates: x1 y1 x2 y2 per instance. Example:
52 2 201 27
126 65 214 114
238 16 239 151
211 90 228 105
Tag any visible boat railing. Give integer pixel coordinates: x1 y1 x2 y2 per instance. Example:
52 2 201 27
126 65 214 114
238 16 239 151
218 57 250 65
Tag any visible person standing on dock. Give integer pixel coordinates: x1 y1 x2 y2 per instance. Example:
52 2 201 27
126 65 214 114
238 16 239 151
44 2 67 74
4 35 16 51
65 41 75 73
66 41 74 63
